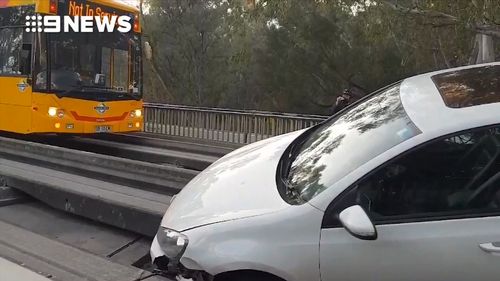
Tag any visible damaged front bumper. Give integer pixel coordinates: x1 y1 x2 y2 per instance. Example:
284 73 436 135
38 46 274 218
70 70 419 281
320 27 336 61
150 236 213 281
150 236 167 268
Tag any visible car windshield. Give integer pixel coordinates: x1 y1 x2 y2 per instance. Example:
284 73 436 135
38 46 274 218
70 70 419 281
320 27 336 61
279 83 422 204
36 31 142 101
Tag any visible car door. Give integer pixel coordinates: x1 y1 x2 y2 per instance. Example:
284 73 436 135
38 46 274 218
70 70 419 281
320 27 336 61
320 125 500 281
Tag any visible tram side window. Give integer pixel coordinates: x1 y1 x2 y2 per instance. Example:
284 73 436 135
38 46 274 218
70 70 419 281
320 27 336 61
34 32 48 89
0 28 31 76
20 30 32 75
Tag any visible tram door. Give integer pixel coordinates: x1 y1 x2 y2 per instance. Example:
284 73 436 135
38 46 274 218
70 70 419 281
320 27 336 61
0 28 33 133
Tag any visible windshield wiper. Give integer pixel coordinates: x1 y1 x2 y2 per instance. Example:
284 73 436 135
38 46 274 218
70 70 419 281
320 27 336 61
281 123 324 176
276 125 321 204
83 86 141 100
276 138 306 203
114 91 141 101
285 181 306 204
281 135 307 178
56 84 84 98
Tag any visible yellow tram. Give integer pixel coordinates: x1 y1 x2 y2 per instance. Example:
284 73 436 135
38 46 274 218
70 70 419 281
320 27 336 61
0 0 143 134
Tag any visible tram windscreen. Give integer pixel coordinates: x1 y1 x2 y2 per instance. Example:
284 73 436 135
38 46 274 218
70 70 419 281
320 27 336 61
35 31 142 101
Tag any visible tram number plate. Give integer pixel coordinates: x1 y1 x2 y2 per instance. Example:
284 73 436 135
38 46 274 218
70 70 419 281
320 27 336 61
95 125 112 133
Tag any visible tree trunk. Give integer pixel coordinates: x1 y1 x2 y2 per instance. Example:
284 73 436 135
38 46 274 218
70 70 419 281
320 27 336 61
244 0 256 10
141 0 173 100
475 34 495 64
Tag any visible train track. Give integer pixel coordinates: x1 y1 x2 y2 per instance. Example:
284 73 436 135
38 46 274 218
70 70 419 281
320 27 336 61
0 132 234 235
0 132 235 281
2 132 229 171
0 201 167 281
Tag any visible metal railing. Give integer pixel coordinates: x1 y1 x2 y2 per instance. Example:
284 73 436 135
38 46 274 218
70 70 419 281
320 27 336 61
143 103 328 144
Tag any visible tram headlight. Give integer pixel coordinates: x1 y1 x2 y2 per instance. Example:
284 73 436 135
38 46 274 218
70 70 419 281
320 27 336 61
48 107 65 118
48 107 58 117
130 109 142 118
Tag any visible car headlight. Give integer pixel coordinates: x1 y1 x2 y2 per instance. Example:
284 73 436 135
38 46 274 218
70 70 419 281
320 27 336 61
156 227 189 260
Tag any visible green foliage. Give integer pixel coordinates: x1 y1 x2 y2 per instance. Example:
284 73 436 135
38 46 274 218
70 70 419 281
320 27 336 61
142 0 499 114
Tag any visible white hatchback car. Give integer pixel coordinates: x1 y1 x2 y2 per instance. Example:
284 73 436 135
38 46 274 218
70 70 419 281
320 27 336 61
151 63 500 281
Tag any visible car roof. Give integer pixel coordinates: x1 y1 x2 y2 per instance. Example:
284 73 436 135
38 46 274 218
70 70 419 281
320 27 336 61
400 62 500 139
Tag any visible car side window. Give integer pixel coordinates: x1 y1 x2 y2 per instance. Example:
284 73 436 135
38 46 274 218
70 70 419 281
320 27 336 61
352 126 500 223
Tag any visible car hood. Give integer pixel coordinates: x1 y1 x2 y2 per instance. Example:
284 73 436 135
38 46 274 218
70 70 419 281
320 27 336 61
160 130 305 232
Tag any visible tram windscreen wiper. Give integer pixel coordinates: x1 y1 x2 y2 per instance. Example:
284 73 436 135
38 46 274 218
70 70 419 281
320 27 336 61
56 84 85 98
87 86 140 100
115 91 141 101
56 85 140 100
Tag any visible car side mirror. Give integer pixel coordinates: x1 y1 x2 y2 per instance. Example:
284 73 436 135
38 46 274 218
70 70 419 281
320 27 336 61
339 205 377 240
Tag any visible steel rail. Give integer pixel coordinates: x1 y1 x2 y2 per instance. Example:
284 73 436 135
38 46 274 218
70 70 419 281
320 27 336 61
0 136 197 190
94 132 239 157
0 220 169 281
6 133 221 171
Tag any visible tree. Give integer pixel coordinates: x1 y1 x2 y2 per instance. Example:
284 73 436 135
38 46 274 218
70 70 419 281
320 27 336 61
143 0 233 106
141 0 499 114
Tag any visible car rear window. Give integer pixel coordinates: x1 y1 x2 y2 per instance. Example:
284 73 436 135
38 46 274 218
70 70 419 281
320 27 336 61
431 65 500 108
